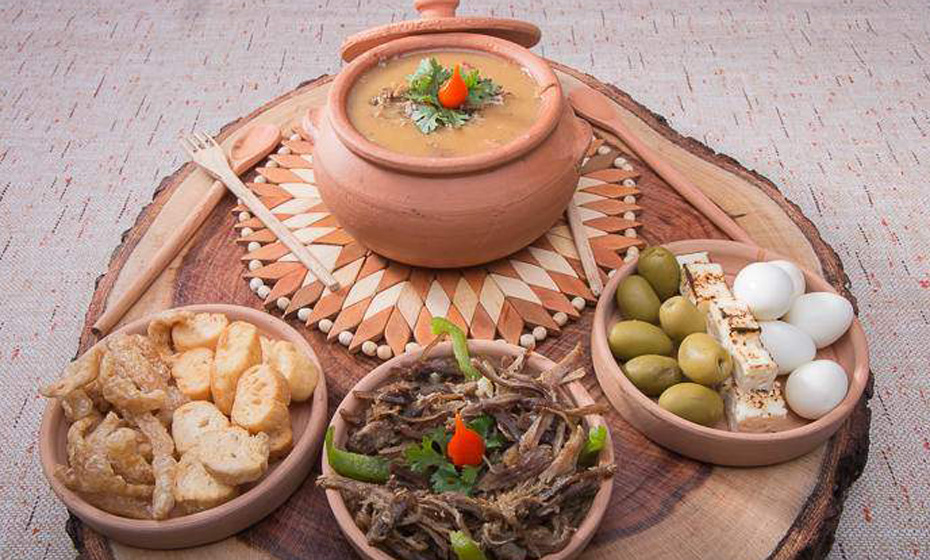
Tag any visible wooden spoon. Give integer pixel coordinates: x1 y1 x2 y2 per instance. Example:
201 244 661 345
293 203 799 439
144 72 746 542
92 124 281 335
568 87 753 244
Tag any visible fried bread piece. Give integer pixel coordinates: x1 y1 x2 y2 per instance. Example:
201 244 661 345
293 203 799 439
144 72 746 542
171 401 230 455
173 451 238 514
266 341 319 402
196 426 270 485
172 312 229 352
231 364 291 440
170 347 214 401
212 322 262 414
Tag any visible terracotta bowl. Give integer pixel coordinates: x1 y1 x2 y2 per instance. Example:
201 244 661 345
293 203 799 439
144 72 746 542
38 304 329 549
591 240 870 466
322 340 614 560
305 32 592 268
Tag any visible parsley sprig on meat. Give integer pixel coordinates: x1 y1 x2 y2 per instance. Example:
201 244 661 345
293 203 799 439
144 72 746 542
403 57 502 134
403 415 504 495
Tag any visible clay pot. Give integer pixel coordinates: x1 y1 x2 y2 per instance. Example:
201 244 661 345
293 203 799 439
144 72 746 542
305 33 591 268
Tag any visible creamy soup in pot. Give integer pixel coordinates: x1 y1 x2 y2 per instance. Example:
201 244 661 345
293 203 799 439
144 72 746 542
346 50 542 158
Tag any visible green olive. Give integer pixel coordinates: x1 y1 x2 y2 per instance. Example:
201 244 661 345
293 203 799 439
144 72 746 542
659 296 706 341
637 246 681 301
624 355 683 396
608 320 673 361
616 275 661 324
677 333 733 386
658 383 724 426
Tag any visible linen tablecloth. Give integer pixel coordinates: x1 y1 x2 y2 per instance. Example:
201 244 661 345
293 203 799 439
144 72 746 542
1 1 926 557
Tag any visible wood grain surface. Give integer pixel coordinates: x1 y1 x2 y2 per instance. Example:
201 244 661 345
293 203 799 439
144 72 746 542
60 65 870 560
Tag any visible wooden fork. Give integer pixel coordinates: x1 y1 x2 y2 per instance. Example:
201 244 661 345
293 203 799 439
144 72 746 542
180 131 340 292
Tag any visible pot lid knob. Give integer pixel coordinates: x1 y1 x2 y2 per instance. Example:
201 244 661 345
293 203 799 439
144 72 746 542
340 0 541 62
414 0 459 18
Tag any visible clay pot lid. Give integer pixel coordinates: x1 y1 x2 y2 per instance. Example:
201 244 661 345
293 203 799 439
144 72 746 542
340 0 541 62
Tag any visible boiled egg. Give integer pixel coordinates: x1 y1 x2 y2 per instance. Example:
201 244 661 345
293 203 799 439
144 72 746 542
732 262 794 320
768 260 806 301
760 321 817 375
784 360 848 419
784 292 854 348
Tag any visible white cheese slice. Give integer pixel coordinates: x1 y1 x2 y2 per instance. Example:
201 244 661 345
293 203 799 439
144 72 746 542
722 379 793 433
680 262 732 307
706 298 778 392
675 251 710 266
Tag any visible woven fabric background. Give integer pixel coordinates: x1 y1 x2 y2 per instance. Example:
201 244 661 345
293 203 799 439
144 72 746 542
1 0 927 558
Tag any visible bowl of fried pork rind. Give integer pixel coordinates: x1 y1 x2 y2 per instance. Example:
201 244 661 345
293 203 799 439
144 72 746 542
38 304 328 549
320 340 615 560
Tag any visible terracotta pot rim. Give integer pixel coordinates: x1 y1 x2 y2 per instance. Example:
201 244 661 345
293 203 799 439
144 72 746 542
322 340 614 560
328 32 564 175
592 239 870 444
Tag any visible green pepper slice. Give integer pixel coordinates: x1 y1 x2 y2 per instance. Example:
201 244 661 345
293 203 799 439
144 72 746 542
325 426 390 483
578 425 607 467
431 317 481 381
450 531 488 560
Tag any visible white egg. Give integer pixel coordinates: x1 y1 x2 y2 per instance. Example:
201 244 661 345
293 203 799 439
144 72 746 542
760 321 817 375
732 262 795 320
768 259 806 301
784 360 848 419
784 292 854 349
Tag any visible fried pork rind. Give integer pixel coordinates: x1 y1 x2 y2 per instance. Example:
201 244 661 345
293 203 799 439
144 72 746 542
55 416 153 500
60 389 98 422
109 334 172 389
81 492 153 519
174 451 238 514
40 344 104 398
106 427 155 484
212 321 262 415
86 411 123 448
172 312 229 352
132 412 177 519
196 426 269 485
146 310 195 358
84 379 111 415
100 334 190 422
99 348 166 415
171 401 230 455
170 347 213 401
157 384 191 426
266 340 319 402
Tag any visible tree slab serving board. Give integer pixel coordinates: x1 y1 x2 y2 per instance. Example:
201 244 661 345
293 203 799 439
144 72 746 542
66 64 872 560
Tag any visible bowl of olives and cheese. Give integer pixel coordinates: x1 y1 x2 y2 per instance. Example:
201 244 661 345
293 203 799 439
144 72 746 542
590 240 870 466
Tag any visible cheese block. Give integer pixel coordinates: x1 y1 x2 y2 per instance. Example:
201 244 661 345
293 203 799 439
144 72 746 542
706 298 778 391
722 379 793 433
675 251 710 266
680 262 732 307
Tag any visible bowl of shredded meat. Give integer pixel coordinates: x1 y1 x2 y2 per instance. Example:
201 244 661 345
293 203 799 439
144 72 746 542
318 318 615 560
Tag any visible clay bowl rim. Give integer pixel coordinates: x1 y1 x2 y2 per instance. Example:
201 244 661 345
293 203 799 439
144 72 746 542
328 32 564 175
38 304 329 545
591 239 869 444
322 340 615 560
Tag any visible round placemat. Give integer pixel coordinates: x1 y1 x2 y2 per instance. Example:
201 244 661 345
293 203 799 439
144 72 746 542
233 126 644 361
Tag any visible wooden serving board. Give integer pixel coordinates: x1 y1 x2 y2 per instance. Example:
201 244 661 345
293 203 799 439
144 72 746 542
68 63 871 560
